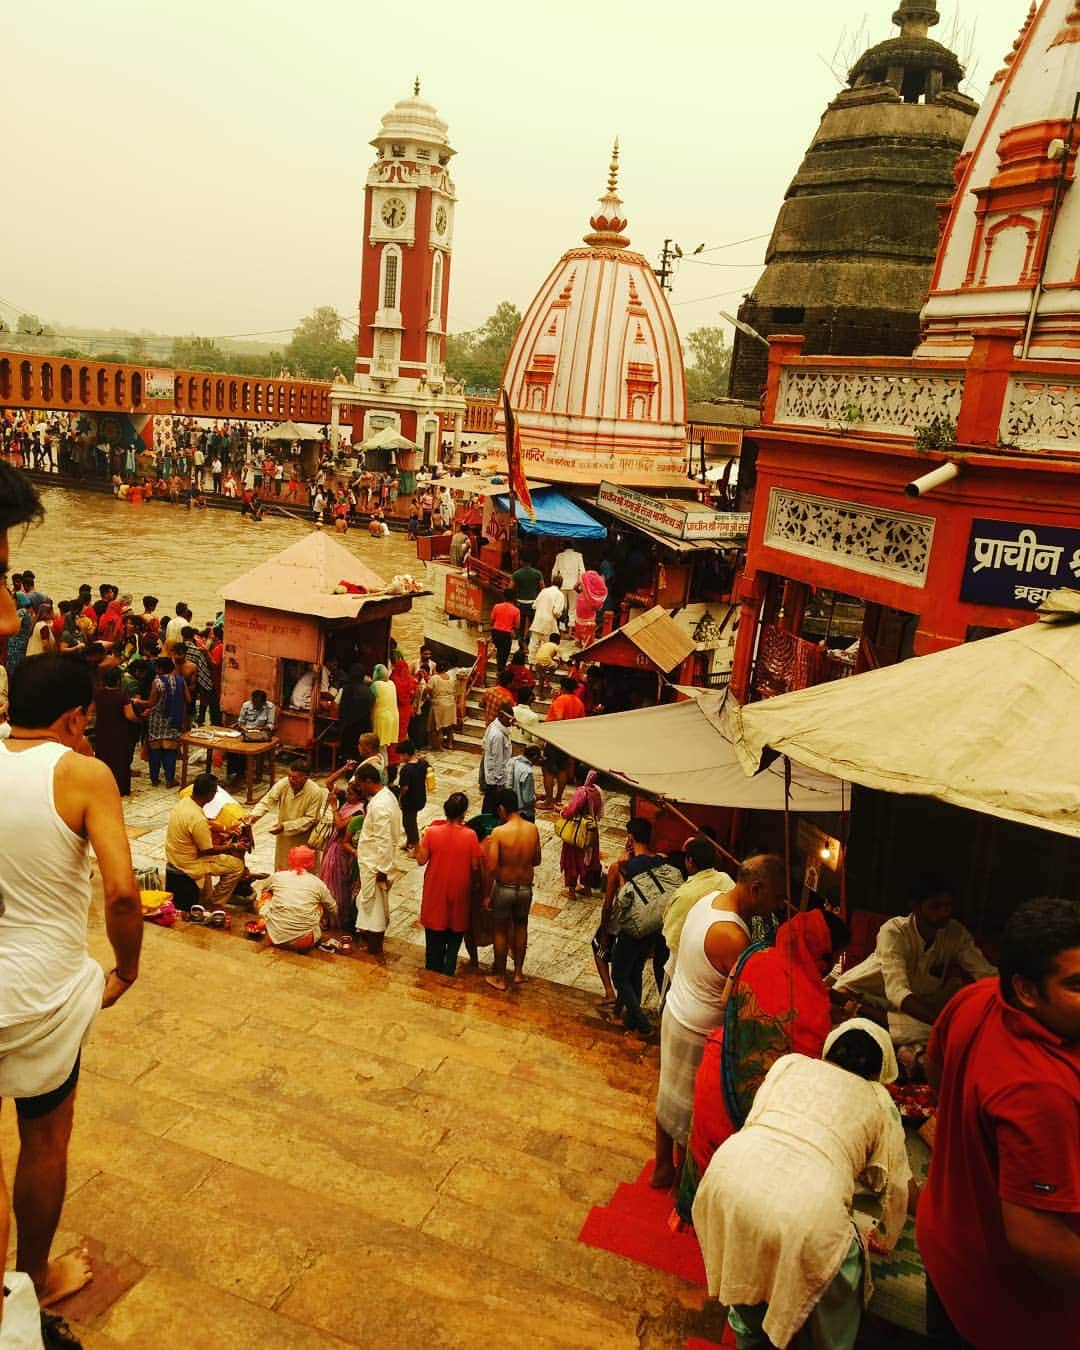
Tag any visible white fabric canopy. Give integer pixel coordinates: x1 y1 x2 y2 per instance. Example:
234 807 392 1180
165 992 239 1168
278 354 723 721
731 590 1080 839
528 692 846 812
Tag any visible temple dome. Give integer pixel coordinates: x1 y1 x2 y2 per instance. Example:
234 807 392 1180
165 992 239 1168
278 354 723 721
917 0 1080 359
727 0 977 402
497 146 688 488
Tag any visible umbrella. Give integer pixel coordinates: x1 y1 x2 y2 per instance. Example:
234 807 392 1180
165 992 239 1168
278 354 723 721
264 420 322 442
360 426 421 453
730 589 1080 839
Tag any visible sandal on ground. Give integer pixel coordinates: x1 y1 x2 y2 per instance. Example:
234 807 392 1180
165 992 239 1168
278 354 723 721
209 909 229 928
318 938 341 953
186 904 208 924
338 935 353 952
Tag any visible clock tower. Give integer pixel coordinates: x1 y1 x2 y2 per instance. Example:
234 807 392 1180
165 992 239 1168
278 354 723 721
329 81 467 477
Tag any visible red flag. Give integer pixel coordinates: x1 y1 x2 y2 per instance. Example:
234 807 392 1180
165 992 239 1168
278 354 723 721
501 389 535 522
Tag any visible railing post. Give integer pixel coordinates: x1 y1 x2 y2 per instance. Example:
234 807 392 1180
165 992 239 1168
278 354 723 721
762 334 805 426
955 328 1021 447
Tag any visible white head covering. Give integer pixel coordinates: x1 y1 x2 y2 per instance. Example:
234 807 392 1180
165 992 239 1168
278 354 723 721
822 1016 899 1085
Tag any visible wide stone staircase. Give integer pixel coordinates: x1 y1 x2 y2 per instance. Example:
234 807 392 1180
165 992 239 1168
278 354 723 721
10 902 731 1348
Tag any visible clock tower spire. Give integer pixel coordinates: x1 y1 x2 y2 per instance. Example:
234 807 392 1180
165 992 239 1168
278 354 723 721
329 84 466 477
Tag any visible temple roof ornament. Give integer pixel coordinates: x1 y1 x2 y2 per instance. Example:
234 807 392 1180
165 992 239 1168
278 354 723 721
1049 1 1080 46
850 0 964 99
583 140 629 249
993 4 1038 84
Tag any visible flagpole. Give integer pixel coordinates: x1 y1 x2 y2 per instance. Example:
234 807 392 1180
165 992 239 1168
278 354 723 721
501 389 520 571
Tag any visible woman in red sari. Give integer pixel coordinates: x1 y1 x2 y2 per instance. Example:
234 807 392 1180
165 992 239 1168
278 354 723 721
389 659 417 764
676 908 846 1223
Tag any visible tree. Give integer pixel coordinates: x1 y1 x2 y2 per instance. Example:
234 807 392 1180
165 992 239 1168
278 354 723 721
16 313 42 335
285 306 355 380
445 301 522 392
684 326 732 403
171 336 229 372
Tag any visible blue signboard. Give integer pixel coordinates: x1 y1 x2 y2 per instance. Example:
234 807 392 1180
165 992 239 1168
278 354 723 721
960 518 1080 609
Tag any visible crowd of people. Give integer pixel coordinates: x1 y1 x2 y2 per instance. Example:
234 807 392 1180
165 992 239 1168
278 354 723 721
0 456 1077 1350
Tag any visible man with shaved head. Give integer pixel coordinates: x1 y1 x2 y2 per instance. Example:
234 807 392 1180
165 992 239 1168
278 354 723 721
653 853 789 1191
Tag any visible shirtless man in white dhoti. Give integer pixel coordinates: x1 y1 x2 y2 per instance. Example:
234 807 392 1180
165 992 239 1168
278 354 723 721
0 651 143 1318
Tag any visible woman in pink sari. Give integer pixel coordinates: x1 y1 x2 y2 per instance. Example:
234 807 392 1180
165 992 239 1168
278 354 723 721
319 766 365 929
559 767 602 899
573 571 608 647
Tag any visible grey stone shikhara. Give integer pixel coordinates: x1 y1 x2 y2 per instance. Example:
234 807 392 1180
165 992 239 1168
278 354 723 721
728 0 977 403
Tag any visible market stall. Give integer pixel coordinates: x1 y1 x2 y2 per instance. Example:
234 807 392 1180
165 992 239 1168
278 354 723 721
730 589 1080 929
221 531 419 753
575 606 697 712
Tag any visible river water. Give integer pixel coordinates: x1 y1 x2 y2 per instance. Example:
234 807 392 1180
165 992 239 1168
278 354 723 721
16 488 435 653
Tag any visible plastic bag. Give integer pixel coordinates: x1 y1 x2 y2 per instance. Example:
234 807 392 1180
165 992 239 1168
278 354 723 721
0 1273 45 1349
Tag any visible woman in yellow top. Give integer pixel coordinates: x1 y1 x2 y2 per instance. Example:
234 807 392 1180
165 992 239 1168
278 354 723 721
370 663 399 750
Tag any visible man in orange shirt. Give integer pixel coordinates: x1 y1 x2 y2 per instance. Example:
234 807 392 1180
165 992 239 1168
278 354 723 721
540 676 586 808
546 675 585 722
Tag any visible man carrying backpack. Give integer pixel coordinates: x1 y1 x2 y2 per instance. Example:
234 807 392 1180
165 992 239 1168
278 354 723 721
604 818 685 1036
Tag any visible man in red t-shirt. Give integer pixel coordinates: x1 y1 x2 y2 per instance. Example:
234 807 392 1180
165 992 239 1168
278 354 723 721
917 897 1080 1349
414 791 484 977
489 587 520 673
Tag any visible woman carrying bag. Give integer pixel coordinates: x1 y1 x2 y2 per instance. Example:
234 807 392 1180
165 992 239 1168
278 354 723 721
557 767 602 900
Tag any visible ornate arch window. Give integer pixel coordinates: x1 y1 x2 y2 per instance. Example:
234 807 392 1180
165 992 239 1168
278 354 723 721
380 244 402 310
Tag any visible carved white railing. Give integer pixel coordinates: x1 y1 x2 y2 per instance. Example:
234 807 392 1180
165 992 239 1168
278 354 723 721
1001 375 1080 453
774 366 965 437
764 488 935 585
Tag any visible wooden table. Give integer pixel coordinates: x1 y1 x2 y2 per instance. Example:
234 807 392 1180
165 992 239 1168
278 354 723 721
179 730 280 804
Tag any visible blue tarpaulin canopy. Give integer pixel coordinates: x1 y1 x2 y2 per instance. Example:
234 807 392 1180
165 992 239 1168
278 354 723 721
493 487 606 540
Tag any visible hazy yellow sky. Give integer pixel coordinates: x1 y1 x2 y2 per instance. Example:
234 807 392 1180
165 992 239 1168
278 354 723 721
7 0 1020 344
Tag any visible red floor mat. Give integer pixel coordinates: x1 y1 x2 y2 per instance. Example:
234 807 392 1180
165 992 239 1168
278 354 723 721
578 1160 708 1287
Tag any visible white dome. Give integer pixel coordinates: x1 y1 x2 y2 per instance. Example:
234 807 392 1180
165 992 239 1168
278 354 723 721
499 147 688 488
918 0 1080 359
371 83 454 157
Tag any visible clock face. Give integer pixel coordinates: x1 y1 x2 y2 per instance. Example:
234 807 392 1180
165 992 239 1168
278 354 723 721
381 197 407 229
434 205 448 236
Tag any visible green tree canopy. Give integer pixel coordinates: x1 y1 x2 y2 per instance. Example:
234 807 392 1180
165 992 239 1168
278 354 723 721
445 301 522 392
284 306 355 380
684 326 732 403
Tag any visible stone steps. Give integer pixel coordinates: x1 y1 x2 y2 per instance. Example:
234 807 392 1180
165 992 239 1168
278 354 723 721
30 904 726 1347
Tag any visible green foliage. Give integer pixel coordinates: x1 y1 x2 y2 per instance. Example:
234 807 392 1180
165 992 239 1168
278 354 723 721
171 335 229 372
445 301 523 391
684 326 732 403
284 305 355 380
914 415 957 452
16 313 43 334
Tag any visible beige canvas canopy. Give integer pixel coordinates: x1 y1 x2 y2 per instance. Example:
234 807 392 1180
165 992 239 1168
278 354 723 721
528 691 846 812
730 589 1080 840
222 531 392 619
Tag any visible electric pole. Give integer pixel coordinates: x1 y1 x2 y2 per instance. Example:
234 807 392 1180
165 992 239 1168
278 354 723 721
655 239 677 292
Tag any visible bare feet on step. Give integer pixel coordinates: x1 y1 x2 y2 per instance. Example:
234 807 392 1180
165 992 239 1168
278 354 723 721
36 1248 93 1308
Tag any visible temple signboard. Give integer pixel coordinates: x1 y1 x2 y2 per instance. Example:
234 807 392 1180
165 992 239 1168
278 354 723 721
597 481 749 542
960 518 1080 609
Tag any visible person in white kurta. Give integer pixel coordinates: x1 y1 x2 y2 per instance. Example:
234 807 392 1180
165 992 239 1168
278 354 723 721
692 1020 910 1350
833 883 996 1049
552 547 585 627
352 767 403 952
